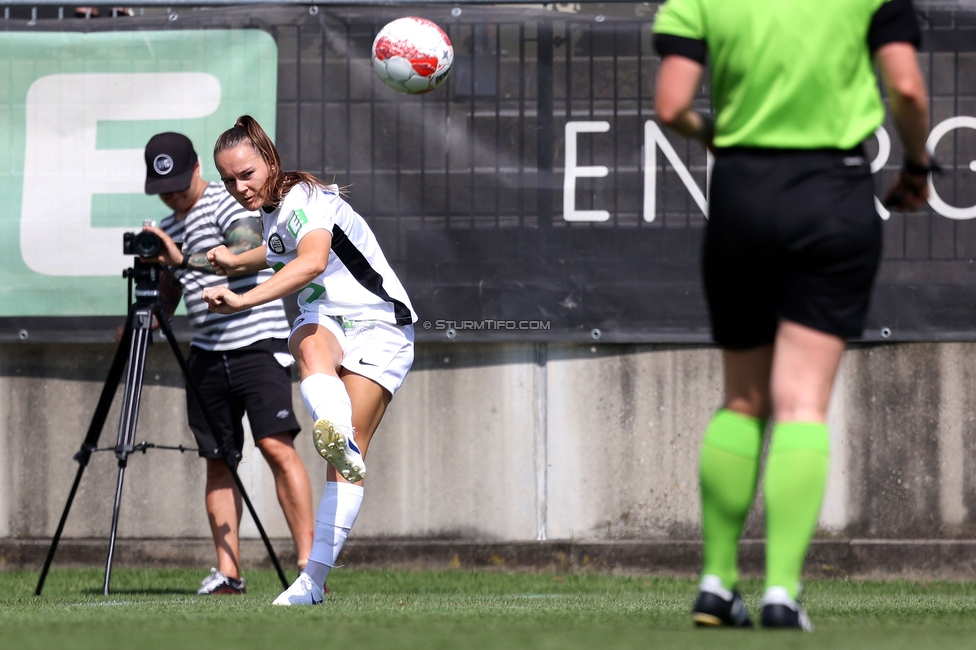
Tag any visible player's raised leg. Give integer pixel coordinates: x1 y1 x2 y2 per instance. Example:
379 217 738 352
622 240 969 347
291 321 366 482
274 372 390 606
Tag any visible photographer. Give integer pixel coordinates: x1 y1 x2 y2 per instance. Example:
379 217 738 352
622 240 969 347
132 132 314 594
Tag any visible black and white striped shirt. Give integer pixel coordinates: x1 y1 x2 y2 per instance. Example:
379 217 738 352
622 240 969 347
160 182 291 351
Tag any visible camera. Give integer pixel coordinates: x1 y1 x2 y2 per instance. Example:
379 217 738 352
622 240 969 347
123 221 163 258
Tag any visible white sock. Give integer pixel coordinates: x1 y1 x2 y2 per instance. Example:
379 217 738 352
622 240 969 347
300 374 353 429
305 481 364 589
302 563 329 589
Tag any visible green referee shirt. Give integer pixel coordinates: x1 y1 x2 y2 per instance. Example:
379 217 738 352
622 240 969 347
653 0 920 149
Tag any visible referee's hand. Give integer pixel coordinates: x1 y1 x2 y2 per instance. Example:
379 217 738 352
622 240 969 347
882 170 929 211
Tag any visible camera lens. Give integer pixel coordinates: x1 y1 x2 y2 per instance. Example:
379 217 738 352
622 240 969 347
124 231 163 257
134 232 160 257
133 231 163 257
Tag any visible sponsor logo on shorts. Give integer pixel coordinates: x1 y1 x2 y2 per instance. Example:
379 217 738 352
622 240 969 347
276 409 290 420
268 233 285 254
359 358 378 367
153 154 174 175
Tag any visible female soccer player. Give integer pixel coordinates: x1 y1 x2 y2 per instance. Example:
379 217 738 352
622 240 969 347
653 0 932 631
201 115 417 605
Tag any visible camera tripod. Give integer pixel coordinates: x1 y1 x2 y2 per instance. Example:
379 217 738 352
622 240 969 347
35 259 290 596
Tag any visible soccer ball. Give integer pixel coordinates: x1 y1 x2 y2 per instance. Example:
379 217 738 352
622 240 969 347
371 17 454 95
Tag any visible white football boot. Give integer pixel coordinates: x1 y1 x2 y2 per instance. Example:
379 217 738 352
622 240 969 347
272 572 325 606
312 419 366 482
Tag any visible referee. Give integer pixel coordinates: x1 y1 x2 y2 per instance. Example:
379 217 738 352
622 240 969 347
653 0 931 631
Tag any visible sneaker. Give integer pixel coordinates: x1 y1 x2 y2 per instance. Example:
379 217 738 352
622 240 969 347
197 568 246 595
312 418 366 482
272 572 325 606
691 575 753 628
760 586 814 631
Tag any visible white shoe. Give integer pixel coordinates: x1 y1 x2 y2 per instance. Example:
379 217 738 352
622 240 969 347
313 419 366 482
196 567 246 595
272 572 325 606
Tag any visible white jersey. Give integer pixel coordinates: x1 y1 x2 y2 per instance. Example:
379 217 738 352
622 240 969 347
262 184 417 325
161 182 292 351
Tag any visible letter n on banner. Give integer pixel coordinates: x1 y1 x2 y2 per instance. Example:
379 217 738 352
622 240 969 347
643 121 711 223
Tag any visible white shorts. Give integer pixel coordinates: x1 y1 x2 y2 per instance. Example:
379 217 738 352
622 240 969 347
289 312 415 396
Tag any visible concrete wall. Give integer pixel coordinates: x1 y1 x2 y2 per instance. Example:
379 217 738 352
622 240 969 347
3 341 976 555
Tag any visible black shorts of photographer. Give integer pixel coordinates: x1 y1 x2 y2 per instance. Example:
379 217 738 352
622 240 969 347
186 338 300 461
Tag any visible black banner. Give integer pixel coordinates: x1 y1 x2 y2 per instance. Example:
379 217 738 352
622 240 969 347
1 3 974 343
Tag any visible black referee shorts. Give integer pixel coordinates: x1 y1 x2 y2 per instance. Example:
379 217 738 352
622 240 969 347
703 146 882 350
186 338 301 460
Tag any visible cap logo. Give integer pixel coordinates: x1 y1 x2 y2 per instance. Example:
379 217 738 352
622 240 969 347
153 154 174 175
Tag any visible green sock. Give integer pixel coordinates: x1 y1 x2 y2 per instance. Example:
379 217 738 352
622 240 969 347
764 421 830 599
699 409 764 591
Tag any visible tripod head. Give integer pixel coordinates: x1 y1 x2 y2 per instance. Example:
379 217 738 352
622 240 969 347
122 259 163 308
122 222 165 308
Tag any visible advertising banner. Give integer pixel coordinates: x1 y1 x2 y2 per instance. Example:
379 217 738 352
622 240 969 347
0 4 974 343
0 29 277 324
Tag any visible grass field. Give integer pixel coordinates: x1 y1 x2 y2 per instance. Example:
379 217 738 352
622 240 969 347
2 568 976 649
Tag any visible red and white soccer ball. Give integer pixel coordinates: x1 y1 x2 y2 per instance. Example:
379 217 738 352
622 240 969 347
371 17 454 95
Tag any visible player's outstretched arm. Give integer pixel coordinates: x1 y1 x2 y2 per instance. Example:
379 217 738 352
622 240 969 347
225 217 264 254
877 42 931 210
207 244 269 276
166 218 266 275
655 55 712 147
202 229 332 314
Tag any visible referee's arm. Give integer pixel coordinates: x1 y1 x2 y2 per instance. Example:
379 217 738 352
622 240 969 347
655 57 711 143
877 41 931 211
871 0 930 211
876 43 929 170
653 35 712 145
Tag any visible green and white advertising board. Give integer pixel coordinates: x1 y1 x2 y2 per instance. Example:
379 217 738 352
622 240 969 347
0 30 277 316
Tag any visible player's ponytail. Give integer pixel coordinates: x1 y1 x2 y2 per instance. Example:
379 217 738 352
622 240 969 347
214 115 327 207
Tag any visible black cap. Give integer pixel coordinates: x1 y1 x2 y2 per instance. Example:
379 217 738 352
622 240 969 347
144 132 198 195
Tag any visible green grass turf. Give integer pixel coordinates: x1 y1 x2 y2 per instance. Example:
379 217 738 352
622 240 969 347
2 568 976 649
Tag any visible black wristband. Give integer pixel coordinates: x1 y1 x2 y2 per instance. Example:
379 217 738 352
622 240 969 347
177 254 190 270
904 156 941 176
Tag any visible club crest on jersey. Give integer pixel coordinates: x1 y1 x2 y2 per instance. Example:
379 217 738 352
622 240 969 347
153 154 174 175
287 209 308 238
268 233 285 254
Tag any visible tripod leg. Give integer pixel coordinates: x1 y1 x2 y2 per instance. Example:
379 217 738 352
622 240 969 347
157 313 291 590
103 466 128 596
103 307 154 596
34 318 133 596
35 464 86 596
